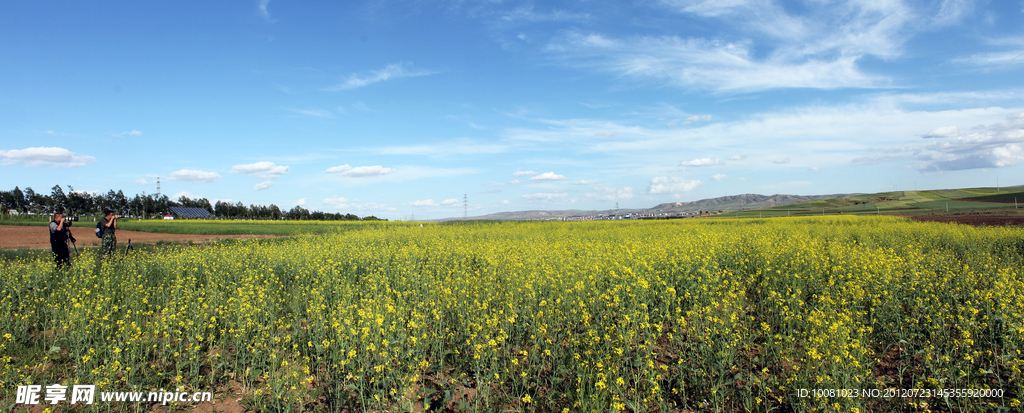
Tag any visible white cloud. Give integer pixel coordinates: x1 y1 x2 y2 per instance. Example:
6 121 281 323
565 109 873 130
134 178 148 184
648 177 703 194
325 62 433 91
232 161 290 179
773 157 791 164
324 164 395 177
923 126 960 139
0 147 96 168
569 180 601 185
586 187 634 201
441 199 459 206
510 179 522 184
172 191 197 200
917 113 1024 171
168 169 221 183
501 200 510 204
685 115 713 123
681 157 723 166
522 192 568 201
513 170 538 177
711 173 727 182
496 94 1024 174
294 198 307 206
254 181 274 191
529 172 567 181
808 167 820 173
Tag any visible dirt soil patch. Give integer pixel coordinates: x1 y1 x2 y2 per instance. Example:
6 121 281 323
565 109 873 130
908 212 1024 226
0 225 280 250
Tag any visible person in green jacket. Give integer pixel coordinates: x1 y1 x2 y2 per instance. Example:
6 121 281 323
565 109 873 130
99 209 118 257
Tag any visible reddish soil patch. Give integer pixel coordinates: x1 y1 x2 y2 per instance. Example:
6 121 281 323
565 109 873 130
0 225 280 250
908 212 1024 226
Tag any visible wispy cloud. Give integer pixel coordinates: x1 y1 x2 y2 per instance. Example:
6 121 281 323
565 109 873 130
547 32 886 92
522 191 567 201
287 108 334 118
374 138 510 157
513 170 538 177
324 164 395 177
323 195 395 211
254 181 274 191
544 0 928 92
0 147 96 168
761 181 813 190
325 62 433 91
109 130 142 137
954 37 1024 69
584 187 633 201
648 177 702 194
499 5 590 23
257 0 275 22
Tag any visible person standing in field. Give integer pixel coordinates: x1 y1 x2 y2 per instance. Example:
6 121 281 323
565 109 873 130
49 210 75 269
100 209 118 257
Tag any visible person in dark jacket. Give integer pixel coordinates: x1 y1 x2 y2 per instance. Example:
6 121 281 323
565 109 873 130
49 211 75 269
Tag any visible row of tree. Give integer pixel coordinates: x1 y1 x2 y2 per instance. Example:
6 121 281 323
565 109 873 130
0 185 383 221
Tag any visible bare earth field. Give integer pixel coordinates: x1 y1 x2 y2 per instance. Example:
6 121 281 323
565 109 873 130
908 211 1024 226
0 225 280 249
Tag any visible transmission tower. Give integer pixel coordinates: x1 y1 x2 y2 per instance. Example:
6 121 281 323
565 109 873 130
463 194 468 220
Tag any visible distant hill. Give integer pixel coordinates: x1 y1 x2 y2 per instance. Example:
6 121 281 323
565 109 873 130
437 193 856 221
647 193 858 213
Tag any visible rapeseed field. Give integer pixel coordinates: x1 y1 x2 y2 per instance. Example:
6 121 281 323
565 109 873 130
2 216 1022 412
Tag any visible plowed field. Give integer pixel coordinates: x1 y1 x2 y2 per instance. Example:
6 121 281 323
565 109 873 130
0 225 279 249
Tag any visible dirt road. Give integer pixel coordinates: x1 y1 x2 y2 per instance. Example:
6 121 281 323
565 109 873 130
1 225 279 249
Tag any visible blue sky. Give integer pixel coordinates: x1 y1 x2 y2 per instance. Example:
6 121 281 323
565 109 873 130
2 0 1023 219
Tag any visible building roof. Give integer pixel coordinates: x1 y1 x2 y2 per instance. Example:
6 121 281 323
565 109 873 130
169 206 213 219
